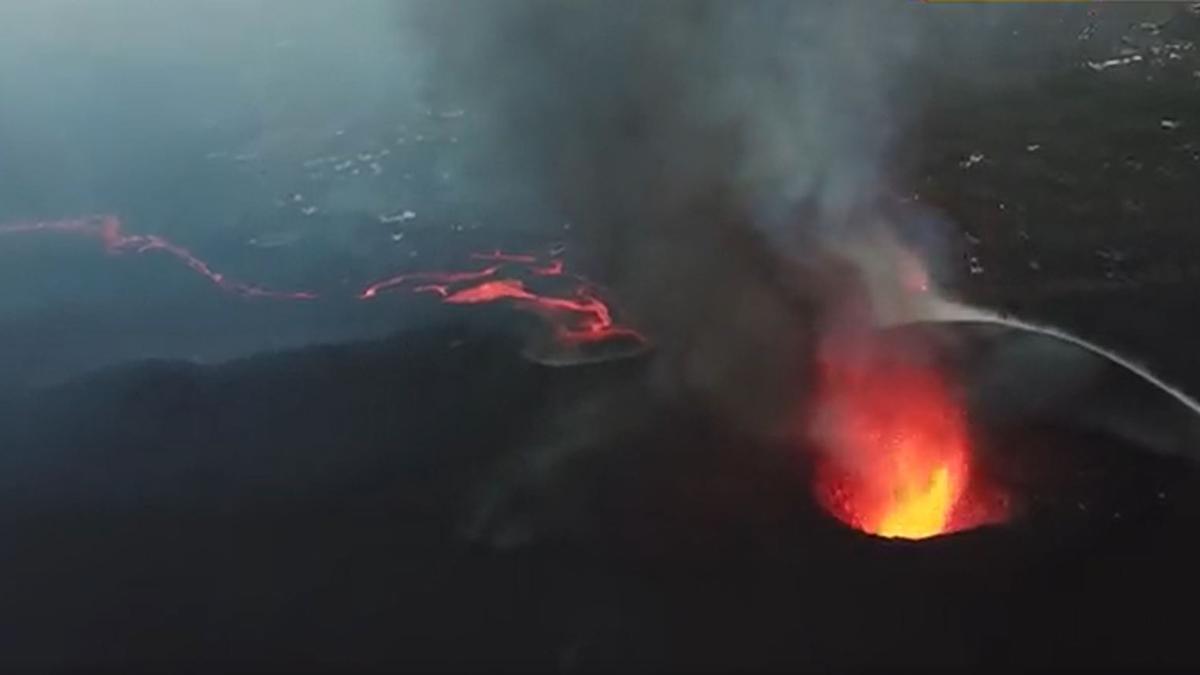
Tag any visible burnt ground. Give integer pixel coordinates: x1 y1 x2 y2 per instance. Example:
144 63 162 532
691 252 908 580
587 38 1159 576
2 7 1200 673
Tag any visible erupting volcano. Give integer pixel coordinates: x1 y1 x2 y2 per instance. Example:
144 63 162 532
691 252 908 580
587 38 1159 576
811 337 1006 540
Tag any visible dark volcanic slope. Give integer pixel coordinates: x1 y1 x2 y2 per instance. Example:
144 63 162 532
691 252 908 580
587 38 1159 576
0 323 559 669
1 318 1199 671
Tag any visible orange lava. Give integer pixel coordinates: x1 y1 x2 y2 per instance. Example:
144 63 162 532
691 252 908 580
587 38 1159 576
360 251 645 347
811 342 1004 540
0 215 317 300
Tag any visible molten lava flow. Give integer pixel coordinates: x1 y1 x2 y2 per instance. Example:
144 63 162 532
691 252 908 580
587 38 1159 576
0 215 317 300
2 214 644 354
359 251 645 347
812 341 1004 540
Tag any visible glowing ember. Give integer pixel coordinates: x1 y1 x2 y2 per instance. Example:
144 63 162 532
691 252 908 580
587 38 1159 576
811 340 1004 540
0 215 317 300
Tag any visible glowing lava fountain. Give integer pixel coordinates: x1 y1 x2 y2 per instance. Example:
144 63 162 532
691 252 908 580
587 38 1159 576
811 338 1006 540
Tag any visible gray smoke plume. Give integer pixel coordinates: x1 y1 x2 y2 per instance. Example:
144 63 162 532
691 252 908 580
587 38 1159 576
402 1 1156 439
403 1 948 437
